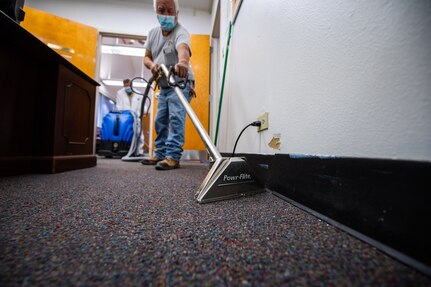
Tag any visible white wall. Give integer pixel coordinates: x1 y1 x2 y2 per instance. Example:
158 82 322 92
213 0 431 161
25 0 211 36
24 0 431 161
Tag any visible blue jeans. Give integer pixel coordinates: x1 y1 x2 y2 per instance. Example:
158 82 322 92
154 83 192 161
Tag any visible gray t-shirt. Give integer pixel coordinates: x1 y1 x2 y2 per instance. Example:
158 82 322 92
144 23 194 85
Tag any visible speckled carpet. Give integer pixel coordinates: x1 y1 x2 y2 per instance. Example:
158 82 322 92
1 158 430 286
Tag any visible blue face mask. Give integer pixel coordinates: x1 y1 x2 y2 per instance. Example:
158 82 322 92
157 14 176 32
125 87 132 93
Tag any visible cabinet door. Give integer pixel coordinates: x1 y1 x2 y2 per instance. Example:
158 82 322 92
55 64 96 156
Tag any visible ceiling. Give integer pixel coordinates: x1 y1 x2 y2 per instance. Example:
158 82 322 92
86 0 213 13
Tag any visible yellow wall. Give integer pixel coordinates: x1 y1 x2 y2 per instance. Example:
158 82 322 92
186 34 210 150
21 6 98 78
152 34 210 152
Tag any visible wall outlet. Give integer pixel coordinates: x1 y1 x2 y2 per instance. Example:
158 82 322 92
257 112 269 132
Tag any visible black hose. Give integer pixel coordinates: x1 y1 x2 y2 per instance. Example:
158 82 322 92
130 76 155 118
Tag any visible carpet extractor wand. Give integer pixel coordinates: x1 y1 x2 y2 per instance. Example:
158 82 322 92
159 64 264 203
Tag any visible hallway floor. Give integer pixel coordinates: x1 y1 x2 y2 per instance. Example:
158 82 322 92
1 158 429 286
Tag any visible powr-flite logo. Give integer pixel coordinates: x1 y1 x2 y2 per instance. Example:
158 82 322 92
223 173 252 182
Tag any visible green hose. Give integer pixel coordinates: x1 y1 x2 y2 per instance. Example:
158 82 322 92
214 21 232 146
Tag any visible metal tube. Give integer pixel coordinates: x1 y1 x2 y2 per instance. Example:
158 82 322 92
159 64 222 160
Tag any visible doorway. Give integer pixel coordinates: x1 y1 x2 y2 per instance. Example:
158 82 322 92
96 32 153 155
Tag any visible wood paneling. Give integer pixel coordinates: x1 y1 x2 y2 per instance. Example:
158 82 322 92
21 6 98 78
55 65 96 156
0 11 98 176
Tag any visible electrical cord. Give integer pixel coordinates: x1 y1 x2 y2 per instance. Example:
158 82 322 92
232 121 262 157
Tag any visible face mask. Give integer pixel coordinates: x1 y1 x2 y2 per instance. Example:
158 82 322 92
157 14 176 32
125 87 132 93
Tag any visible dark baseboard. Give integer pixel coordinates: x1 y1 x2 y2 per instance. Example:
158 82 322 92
34 155 97 174
0 156 34 176
0 155 97 176
231 153 431 276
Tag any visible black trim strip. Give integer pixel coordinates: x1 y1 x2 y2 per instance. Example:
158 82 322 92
232 153 431 277
271 190 431 277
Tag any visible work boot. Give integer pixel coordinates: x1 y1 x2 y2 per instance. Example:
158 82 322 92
141 156 163 165
155 158 180 170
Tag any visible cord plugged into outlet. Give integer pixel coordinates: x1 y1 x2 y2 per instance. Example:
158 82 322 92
257 112 269 132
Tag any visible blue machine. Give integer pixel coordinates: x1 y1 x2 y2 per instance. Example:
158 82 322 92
98 110 135 157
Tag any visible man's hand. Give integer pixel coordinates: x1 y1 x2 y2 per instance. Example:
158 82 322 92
150 63 160 78
175 62 188 78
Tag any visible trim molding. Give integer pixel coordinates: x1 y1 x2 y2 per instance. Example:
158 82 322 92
0 155 96 176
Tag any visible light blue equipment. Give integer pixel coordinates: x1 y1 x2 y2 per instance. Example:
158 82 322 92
98 110 134 157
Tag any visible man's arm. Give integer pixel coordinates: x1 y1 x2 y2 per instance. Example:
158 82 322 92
175 43 190 78
144 50 159 78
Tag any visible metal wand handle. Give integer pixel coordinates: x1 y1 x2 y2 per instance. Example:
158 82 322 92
159 64 222 161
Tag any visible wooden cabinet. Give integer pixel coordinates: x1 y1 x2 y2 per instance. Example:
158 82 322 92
0 11 98 176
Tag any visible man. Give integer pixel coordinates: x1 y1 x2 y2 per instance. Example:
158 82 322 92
141 0 194 170
116 78 145 156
